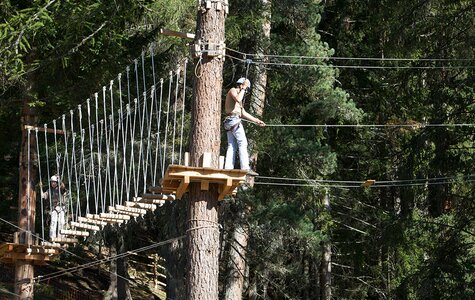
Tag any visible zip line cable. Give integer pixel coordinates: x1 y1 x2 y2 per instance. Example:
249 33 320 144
254 178 475 189
35 235 186 283
226 53 475 70
241 118 475 128
226 47 474 62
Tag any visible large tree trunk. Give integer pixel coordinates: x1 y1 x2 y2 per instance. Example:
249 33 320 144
223 210 249 300
105 245 118 300
165 203 186 300
186 1 227 299
117 236 132 300
320 192 331 300
15 103 39 299
225 1 271 299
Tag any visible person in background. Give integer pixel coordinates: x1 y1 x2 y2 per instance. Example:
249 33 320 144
223 77 265 176
42 175 68 239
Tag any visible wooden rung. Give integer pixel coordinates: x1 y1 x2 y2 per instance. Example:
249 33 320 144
26 247 58 255
108 207 140 218
51 237 78 244
140 194 176 201
71 221 100 231
99 213 131 220
78 216 107 226
85 214 124 224
125 201 157 210
60 229 89 237
41 241 61 248
148 186 164 193
115 205 147 215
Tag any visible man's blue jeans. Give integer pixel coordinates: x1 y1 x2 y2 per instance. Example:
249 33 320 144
224 120 250 170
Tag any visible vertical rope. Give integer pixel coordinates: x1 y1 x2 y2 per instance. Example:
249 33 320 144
110 80 119 207
86 99 96 215
98 119 105 213
70 131 80 223
118 73 127 205
124 104 132 198
35 128 45 241
126 66 131 107
62 114 72 224
27 128 31 244
171 65 180 164
78 106 87 222
150 46 163 185
162 71 173 176
44 124 53 225
52 120 63 210
153 78 164 184
129 100 138 197
136 90 146 196
106 115 113 209
144 86 155 193
179 59 188 165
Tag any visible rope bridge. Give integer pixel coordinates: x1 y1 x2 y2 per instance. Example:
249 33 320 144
1 48 248 265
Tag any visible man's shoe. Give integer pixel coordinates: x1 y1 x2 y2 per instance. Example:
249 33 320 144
246 169 259 176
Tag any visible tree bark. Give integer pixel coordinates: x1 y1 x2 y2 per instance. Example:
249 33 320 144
117 236 132 300
224 211 249 300
15 103 39 300
105 245 118 300
186 1 226 299
320 192 331 300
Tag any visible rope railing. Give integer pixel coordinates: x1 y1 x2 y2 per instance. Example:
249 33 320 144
32 49 190 241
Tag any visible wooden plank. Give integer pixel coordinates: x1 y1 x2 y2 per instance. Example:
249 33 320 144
176 176 190 199
141 194 176 201
184 152 190 166
60 229 90 237
24 125 65 135
41 241 61 248
148 186 164 193
78 216 107 226
2 252 54 262
201 180 209 191
202 152 212 168
108 207 141 218
71 221 100 231
85 214 124 224
218 178 233 201
160 28 195 40
26 247 58 255
115 205 147 215
51 237 79 244
99 213 130 220
125 201 156 210
361 179 376 187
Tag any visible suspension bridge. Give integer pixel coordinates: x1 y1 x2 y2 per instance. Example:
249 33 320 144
0 49 248 266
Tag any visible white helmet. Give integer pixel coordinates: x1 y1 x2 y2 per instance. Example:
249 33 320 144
50 175 59 182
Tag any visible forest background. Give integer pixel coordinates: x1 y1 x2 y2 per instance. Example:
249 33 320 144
0 0 474 299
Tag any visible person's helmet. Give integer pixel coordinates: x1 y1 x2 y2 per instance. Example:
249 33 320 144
236 77 251 88
50 175 58 182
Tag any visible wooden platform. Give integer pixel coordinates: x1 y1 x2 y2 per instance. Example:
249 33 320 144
156 164 247 200
0 243 60 265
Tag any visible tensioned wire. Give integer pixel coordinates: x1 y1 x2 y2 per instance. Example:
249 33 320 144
241 118 475 128
34 235 186 283
254 178 475 189
225 53 475 69
226 47 474 62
